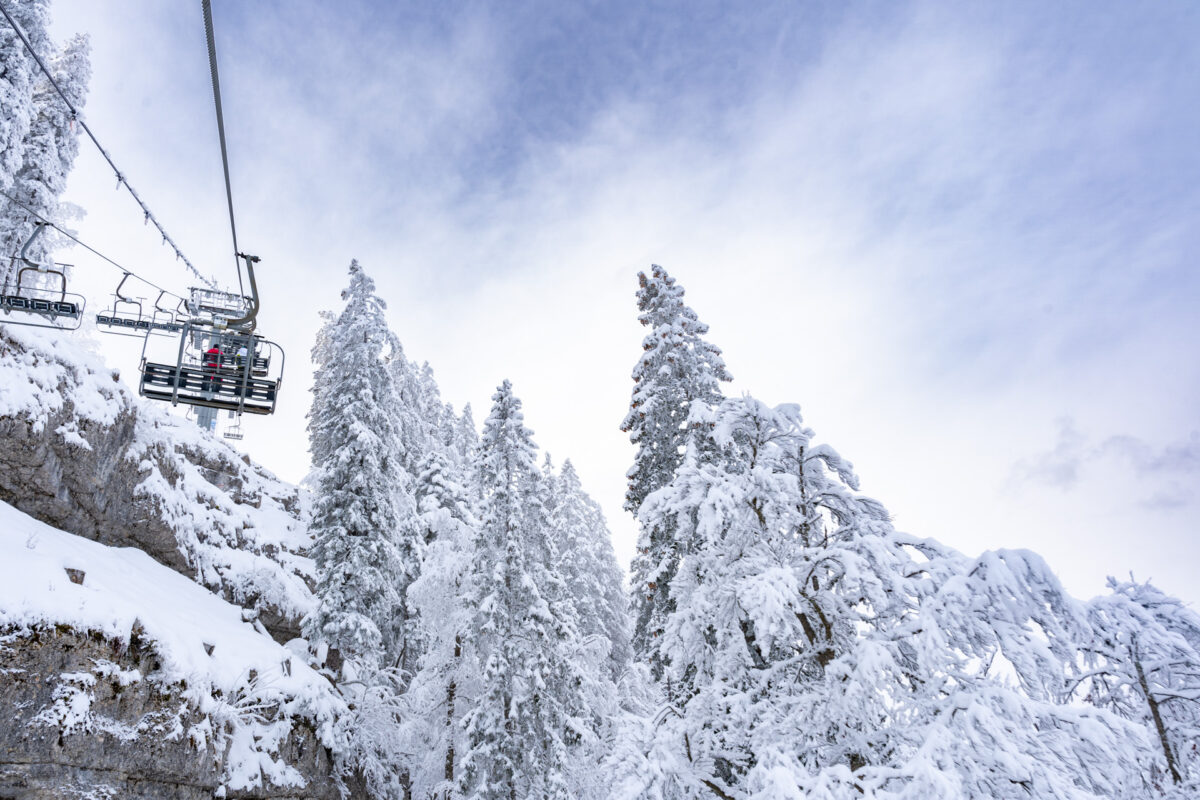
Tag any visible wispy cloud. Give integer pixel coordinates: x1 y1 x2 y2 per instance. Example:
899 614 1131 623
1013 419 1200 512
1012 418 1089 491
1098 434 1200 477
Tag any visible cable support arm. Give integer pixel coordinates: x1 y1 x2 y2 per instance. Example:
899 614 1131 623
221 252 260 330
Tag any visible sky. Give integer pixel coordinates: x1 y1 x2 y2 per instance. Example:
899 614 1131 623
41 0 1200 604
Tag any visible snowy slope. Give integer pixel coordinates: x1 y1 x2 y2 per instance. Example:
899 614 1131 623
0 498 345 792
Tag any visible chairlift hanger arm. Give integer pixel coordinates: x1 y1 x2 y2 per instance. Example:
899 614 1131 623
115 272 135 302
19 222 48 268
222 252 260 329
201 0 245 297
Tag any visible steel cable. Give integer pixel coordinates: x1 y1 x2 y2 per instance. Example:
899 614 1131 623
0 0 220 290
201 0 245 298
1 188 187 303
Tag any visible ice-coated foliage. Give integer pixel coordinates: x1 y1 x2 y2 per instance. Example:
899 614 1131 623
0 0 90 286
387 338 434 478
299 266 618 796
610 396 1161 799
0 0 40 197
1081 577 1200 793
449 402 480 469
550 458 631 682
622 265 732 670
621 264 732 516
401 450 480 799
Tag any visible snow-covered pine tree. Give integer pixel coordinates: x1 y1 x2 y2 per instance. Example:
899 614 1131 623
459 381 585 800
385 336 433 478
610 396 1153 799
622 265 732 669
307 309 337 467
416 360 447 438
543 457 631 798
542 451 559 506
0 0 39 198
449 402 479 470
402 449 480 799
551 458 631 682
1082 577 1200 793
0 0 89 286
621 265 732 515
304 260 411 671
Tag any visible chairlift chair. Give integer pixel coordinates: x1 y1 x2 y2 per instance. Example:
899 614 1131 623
223 418 244 440
93 274 183 337
149 290 186 334
0 223 85 331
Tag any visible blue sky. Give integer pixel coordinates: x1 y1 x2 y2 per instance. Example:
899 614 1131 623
47 0 1200 602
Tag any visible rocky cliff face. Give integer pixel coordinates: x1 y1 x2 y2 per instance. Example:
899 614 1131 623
0 629 343 800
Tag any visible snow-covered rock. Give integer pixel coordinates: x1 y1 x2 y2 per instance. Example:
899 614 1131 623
0 327 313 642
0 498 351 798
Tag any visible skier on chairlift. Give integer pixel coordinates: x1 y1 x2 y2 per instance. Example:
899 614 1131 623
203 341 222 392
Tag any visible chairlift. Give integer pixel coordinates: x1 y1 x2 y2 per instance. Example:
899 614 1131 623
138 253 284 417
150 290 186 332
223 418 244 440
0 223 86 331
94 275 184 337
139 321 284 415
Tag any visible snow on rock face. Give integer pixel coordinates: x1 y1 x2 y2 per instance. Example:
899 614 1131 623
0 327 313 641
0 499 349 798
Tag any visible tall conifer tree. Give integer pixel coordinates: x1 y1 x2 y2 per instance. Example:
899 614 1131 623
0 0 89 285
402 449 480 799
304 260 409 670
459 381 584 800
551 459 631 681
621 265 731 668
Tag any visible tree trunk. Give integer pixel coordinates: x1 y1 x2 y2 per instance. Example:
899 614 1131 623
444 635 460 784
1132 641 1182 785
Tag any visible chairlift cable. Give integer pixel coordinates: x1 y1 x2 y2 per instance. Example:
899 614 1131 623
0 189 187 304
201 0 245 299
0 0 220 291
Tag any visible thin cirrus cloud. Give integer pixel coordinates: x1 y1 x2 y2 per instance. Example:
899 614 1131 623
46 0 1200 603
1013 419 1200 504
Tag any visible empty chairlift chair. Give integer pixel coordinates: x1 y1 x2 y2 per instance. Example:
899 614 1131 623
95 278 185 337
0 223 86 332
